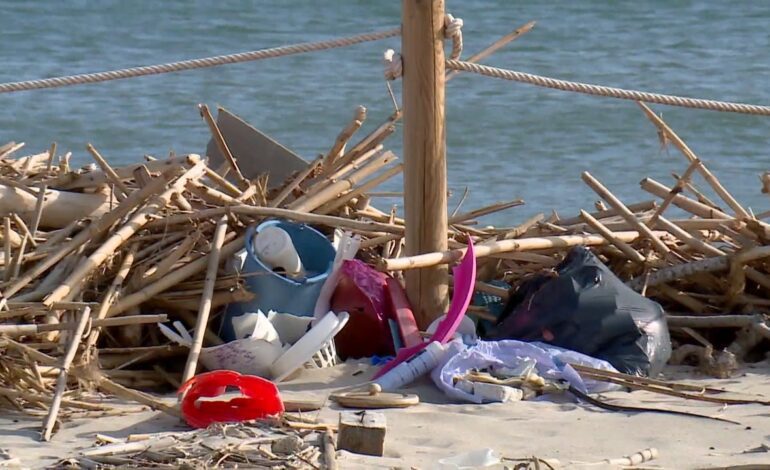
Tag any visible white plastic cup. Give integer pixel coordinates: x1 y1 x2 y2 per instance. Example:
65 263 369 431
253 226 305 278
374 341 447 391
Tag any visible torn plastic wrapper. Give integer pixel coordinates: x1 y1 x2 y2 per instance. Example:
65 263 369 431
431 339 620 404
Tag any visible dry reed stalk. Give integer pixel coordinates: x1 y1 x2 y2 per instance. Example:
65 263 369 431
446 20 537 80
638 102 751 220
181 215 228 382
1 162 189 299
199 104 249 189
656 284 708 313
582 172 671 258
45 142 56 173
380 230 667 271
11 213 37 249
0 142 25 159
580 209 646 263
648 158 702 228
0 177 37 196
287 147 388 212
86 144 130 201
332 111 400 173
557 201 657 227
84 245 137 356
315 163 404 215
322 105 367 174
52 157 188 191
654 216 723 257
170 192 193 211
269 156 323 208
107 235 245 317
3 217 11 281
448 199 524 225
138 235 199 287
41 306 91 441
146 205 406 235
202 165 242 198
43 161 207 306
186 180 241 206
0 314 167 337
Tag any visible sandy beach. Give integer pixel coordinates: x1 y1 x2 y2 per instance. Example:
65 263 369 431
3 359 770 470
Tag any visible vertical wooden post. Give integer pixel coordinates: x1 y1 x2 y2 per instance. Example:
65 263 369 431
402 0 449 327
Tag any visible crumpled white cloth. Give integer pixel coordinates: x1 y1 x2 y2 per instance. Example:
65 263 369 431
431 339 620 404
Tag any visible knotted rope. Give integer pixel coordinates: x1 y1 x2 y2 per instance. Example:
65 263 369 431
383 13 464 80
445 59 770 116
0 28 400 94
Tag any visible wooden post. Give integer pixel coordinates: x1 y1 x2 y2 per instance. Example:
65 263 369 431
402 0 449 327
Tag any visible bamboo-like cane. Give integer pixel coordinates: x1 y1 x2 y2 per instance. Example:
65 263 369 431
86 144 130 201
292 151 397 213
3 217 11 281
0 314 167 337
380 230 668 271
108 234 244 317
626 256 729 290
445 21 536 80
656 284 708 313
557 201 657 227
647 158 701 228
45 142 56 173
170 192 193 212
322 105 367 174
0 142 25 159
144 205 405 236
667 314 759 329
51 157 188 191
1 161 190 299
181 215 228 383
269 156 323 208
41 306 92 441
641 177 732 220
12 213 37 250
580 209 645 263
332 111 400 174
199 104 250 189
638 102 751 220
43 161 207 306
83 245 138 356
316 163 404 215
202 165 242 198
654 216 723 257
583 172 671 258
139 235 199 288
448 199 525 225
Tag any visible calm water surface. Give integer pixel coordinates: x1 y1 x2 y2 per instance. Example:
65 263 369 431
2 1 769 225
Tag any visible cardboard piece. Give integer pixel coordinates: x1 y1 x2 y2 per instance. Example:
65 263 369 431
204 107 308 188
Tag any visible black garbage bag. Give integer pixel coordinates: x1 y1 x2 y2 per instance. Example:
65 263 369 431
488 247 671 376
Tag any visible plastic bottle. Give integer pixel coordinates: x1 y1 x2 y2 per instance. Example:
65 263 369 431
253 226 305 278
374 341 447 391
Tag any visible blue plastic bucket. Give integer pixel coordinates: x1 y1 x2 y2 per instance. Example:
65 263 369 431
221 220 336 341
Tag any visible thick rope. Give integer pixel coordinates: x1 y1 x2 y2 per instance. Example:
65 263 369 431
446 59 770 116
383 13 463 80
444 14 464 61
0 28 400 94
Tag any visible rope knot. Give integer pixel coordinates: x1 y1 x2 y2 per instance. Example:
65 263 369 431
444 13 464 60
383 48 403 80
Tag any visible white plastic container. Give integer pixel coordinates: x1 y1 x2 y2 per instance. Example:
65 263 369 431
374 341 447 391
253 225 305 278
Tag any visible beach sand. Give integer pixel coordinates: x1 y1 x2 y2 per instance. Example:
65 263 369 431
3 360 770 469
